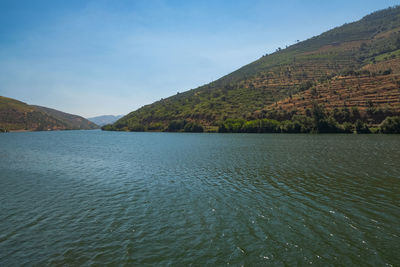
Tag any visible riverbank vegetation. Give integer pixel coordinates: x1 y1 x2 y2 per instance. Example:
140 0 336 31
218 107 400 134
101 103 400 134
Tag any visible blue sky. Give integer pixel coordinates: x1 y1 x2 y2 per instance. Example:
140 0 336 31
0 0 399 117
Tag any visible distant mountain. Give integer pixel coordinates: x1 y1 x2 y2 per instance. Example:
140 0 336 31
0 96 98 132
104 6 400 132
87 115 123 126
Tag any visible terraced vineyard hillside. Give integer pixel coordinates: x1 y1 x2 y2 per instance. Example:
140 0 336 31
104 6 400 132
265 58 400 114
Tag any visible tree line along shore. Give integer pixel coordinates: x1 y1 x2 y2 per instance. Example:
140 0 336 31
102 104 400 134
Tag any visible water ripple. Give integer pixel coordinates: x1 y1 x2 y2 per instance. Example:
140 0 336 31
0 132 399 266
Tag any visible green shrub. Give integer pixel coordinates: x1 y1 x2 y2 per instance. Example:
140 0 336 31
101 124 114 131
184 122 204 132
316 116 342 133
298 81 314 91
355 120 370 134
241 120 260 133
292 115 313 133
380 116 400 133
128 124 145 132
222 119 246 133
114 122 125 129
341 122 354 133
369 127 380 134
259 119 280 133
280 120 302 133
147 122 164 131
167 120 186 132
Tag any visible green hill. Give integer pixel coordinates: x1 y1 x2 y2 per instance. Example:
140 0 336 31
0 96 98 132
104 6 400 133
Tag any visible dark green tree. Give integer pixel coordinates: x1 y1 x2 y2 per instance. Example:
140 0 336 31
380 116 400 133
355 120 370 134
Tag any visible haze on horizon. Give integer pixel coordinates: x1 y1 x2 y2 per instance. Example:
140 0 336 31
0 0 399 118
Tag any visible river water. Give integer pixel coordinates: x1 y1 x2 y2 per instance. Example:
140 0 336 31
0 131 399 265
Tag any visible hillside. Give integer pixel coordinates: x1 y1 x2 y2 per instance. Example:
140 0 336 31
0 96 98 132
87 115 123 126
104 6 400 132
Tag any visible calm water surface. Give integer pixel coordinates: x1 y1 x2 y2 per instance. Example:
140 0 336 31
0 131 399 266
